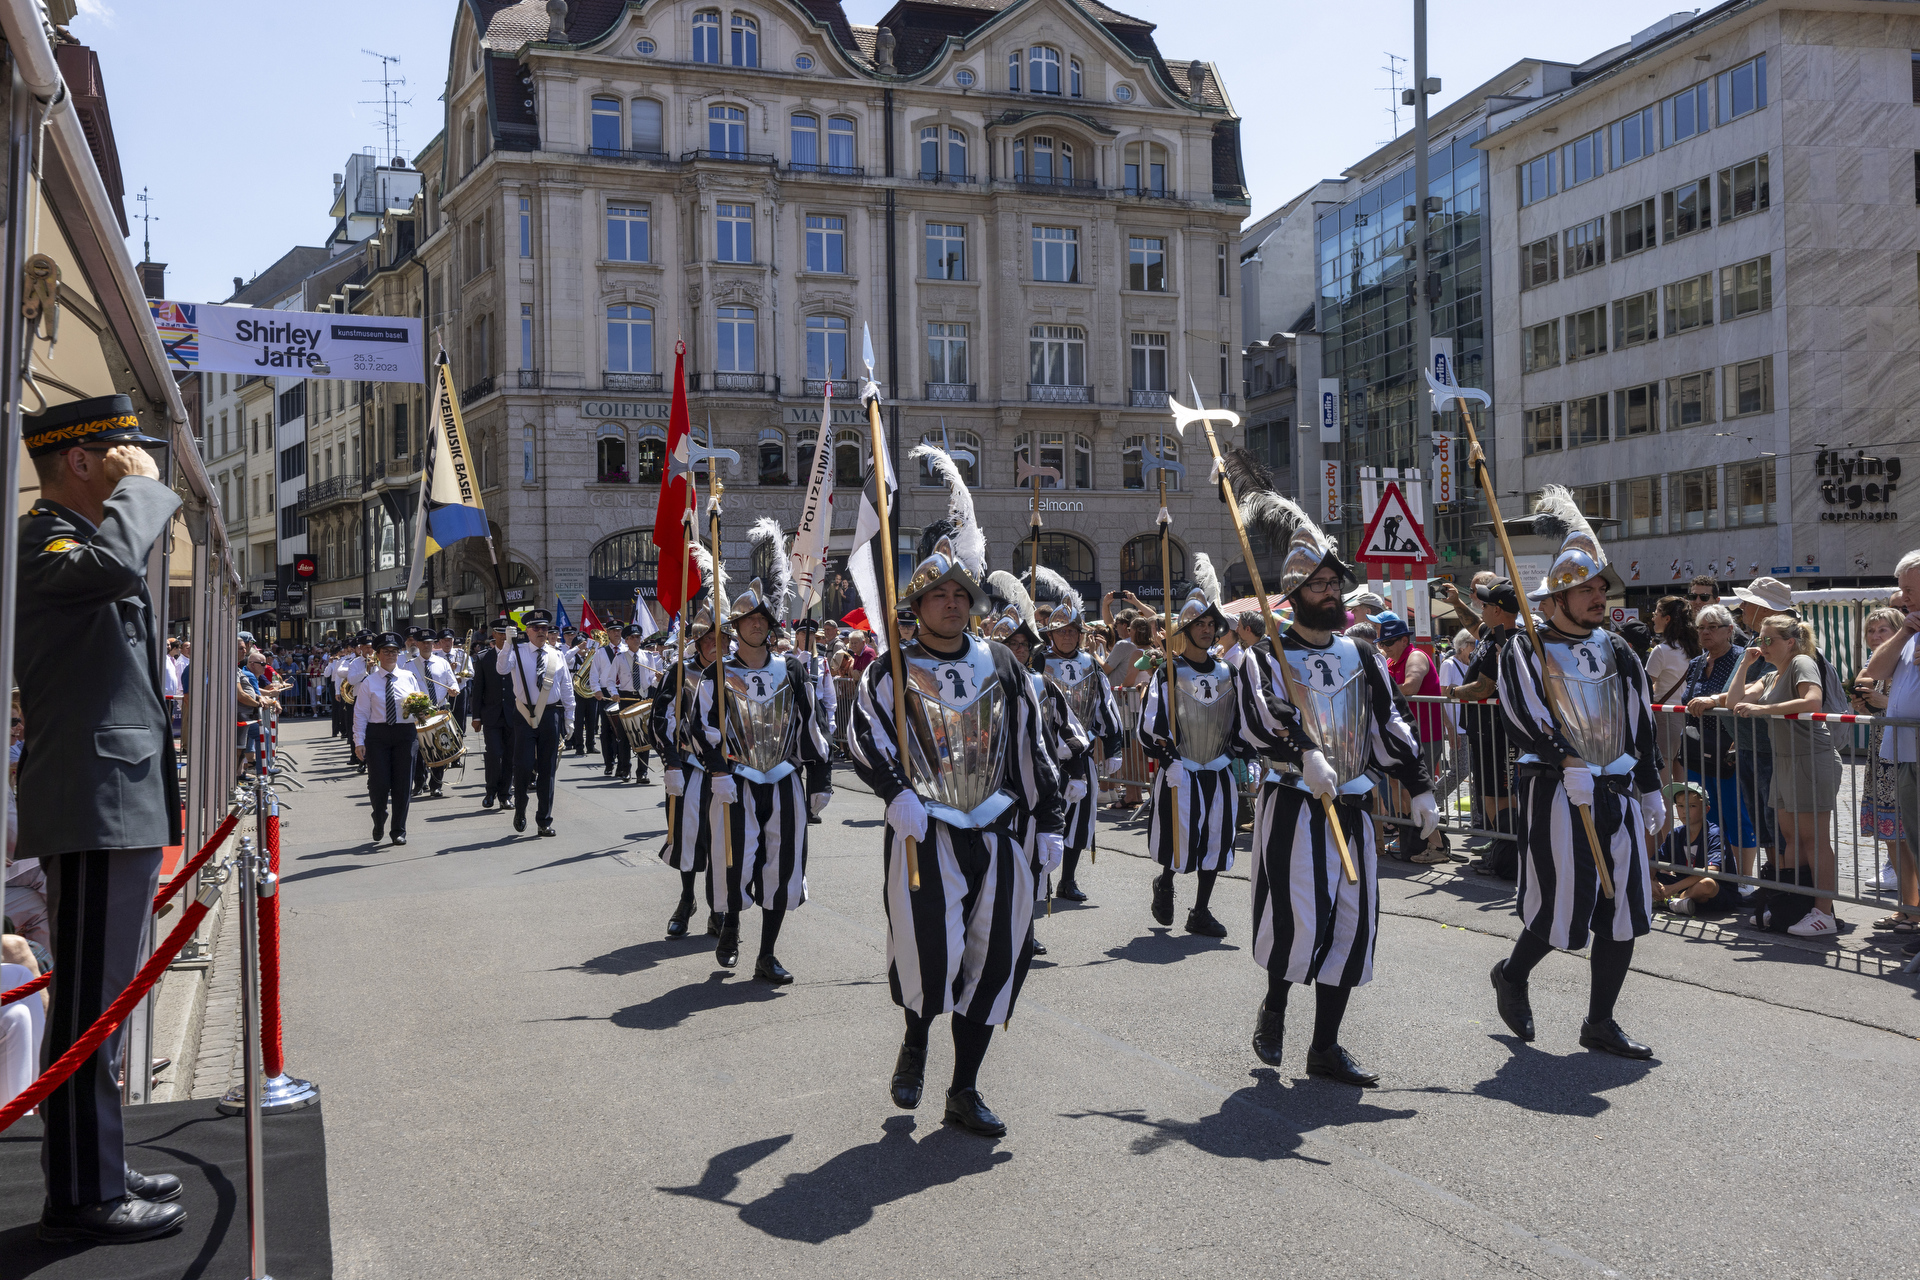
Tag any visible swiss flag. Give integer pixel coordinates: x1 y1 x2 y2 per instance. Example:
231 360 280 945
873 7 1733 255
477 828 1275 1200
651 341 701 616
579 599 606 636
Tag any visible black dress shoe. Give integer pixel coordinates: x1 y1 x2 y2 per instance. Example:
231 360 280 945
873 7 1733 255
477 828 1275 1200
481 797 495 811
1151 871 1175 926
1490 961 1535 1042
513 811 527 833
808 813 822 825
1185 907 1228 938
754 954 793 984
38 1195 186 1243
1252 1004 1286 1066
1055 879 1088 903
372 815 385 842
1579 1018 1653 1059
890 1044 926 1109
943 1088 1007 1137
539 824 557 837
604 765 615 777
1030 936 1049 956
124 1166 183 1203
1306 1043 1380 1086
666 898 694 938
716 924 740 968
392 833 407 845
429 787 443 798
706 912 723 938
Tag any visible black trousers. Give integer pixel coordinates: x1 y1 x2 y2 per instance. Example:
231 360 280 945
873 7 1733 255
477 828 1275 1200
601 702 631 775
569 698 598 752
482 720 513 803
41 847 162 1209
514 706 565 824
365 722 418 835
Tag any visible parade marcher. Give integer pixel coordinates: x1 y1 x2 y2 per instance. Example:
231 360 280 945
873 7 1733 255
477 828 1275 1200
849 535 1066 1137
354 632 425 846
471 619 517 811
504 610 576 837
1491 486 1663 1060
596 623 656 783
653 591 725 939
792 616 836 741
1235 491 1436 1085
1036 583 1123 904
438 627 471 726
1138 569 1245 938
566 628 600 757
401 627 457 798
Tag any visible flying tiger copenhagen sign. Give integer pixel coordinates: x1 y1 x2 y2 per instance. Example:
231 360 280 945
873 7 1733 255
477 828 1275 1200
148 300 423 382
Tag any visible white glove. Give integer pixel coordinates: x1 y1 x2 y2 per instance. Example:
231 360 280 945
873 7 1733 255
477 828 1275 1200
1639 790 1666 835
810 791 832 816
1301 749 1338 800
1065 779 1088 804
664 769 685 797
1561 762 1595 810
1036 832 1065 872
886 790 929 845
1410 791 1440 839
1163 760 1187 791
1055 740 1073 762
1100 756 1123 777
710 773 740 805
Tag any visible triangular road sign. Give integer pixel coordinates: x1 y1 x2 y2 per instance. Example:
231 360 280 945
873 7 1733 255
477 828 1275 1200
1356 481 1436 564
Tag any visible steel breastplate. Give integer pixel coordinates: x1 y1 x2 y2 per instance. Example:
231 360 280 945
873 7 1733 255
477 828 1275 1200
1537 632 1624 767
1045 654 1100 728
724 659 797 779
1278 636 1371 787
1172 660 1235 768
903 637 1009 822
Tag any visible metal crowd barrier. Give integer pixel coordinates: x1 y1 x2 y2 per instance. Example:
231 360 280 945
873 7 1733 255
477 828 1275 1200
831 675 857 752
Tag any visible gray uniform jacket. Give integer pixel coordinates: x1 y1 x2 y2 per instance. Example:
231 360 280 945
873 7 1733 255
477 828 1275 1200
16 476 184 855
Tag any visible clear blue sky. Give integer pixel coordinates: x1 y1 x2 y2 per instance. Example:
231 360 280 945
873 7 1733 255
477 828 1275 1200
75 0 1712 304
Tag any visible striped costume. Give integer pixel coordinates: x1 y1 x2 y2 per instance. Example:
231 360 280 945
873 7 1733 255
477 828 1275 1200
1027 668 1092 901
1041 649 1122 851
651 660 714 878
1138 654 1245 874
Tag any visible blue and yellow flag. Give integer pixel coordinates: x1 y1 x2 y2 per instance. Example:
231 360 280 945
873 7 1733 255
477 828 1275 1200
404 354 489 602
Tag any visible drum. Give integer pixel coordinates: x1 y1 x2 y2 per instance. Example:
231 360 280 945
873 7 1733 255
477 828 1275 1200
417 710 465 768
617 698 653 752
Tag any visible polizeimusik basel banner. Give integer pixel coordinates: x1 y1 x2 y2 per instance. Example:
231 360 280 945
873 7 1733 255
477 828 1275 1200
147 299 423 382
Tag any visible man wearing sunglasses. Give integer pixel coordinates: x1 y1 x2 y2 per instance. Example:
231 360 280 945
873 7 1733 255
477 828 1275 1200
1686 575 1721 613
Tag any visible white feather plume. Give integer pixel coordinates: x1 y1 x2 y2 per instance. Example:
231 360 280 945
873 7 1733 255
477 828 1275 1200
687 542 729 615
1190 551 1221 605
1530 483 1594 545
986 570 1036 630
747 517 793 620
908 443 986 580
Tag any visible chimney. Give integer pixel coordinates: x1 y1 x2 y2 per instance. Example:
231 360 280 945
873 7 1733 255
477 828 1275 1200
1187 60 1208 101
233 275 244 295
135 260 166 299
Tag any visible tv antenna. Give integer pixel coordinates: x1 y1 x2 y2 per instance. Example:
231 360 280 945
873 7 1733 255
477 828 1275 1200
135 186 158 262
1379 52 1407 139
360 49 412 163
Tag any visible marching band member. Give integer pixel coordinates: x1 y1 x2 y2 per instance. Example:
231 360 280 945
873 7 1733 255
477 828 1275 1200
438 627 471 725
402 627 456 798
1037 587 1123 906
471 619 517 812
354 631 425 846
596 622 656 784
566 628 600 757
791 617 836 746
504 610 576 837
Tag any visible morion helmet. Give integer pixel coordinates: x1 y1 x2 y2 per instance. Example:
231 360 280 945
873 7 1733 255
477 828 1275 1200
899 535 991 615
1528 484 1621 600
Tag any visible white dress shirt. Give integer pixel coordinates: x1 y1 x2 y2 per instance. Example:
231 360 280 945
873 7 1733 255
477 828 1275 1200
401 649 457 707
353 666 425 746
504 641 576 733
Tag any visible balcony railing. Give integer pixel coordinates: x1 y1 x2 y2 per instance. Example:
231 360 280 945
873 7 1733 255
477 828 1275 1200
604 371 664 392
680 148 776 165
1129 389 1169 409
1118 185 1179 200
802 378 856 398
587 146 676 165
915 171 978 184
460 375 495 405
925 382 975 402
297 474 363 514
1028 384 1091 404
785 162 865 178
1010 174 1100 194
517 369 543 389
708 371 769 393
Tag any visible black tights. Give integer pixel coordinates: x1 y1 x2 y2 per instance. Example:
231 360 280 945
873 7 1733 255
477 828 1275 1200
1504 929 1634 1023
1154 867 1220 912
1060 846 1082 883
678 870 697 903
715 907 787 958
902 1010 995 1094
1262 973 1354 1052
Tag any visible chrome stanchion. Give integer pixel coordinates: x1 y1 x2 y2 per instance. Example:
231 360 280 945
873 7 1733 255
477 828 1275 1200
213 832 271 1278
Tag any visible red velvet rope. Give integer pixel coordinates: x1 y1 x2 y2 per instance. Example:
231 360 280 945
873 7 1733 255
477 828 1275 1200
152 811 240 914
260 808 283 1079
0 971 50 1006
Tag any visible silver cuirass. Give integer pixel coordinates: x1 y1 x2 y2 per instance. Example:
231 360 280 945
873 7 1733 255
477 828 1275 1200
1278 636 1371 786
1172 661 1235 766
1044 654 1101 728
724 659 797 776
903 638 1008 817
1536 632 1624 767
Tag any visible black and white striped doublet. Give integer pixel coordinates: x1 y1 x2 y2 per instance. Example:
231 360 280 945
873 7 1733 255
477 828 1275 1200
650 662 711 874
1042 649 1122 851
1137 656 1245 874
1026 672 1092 899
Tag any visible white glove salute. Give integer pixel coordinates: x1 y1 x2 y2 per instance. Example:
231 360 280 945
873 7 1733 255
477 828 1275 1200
1301 749 1338 800
886 790 929 845
664 769 685 797
810 791 832 816
1064 779 1088 804
1561 761 1595 810
1639 790 1666 835
710 773 740 805
1036 832 1065 872
1410 791 1440 839
1100 756 1122 777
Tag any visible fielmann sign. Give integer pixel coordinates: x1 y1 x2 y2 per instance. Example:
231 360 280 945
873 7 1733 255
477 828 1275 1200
148 300 424 383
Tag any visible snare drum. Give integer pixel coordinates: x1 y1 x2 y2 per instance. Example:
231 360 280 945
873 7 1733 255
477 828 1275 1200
417 710 466 768
616 698 653 752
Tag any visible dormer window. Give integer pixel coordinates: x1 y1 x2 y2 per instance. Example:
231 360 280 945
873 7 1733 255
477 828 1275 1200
693 10 721 64
731 14 758 68
1027 45 1061 95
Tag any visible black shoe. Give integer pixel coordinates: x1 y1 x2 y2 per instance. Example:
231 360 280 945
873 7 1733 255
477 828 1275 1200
481 797 495 811
1184 907 1228 938
754 954 793 984
429 787 443 798
1056 879 1088 903
539 823 557 838
716 924 740 968
513 810 527 833
1579 1018 1653 1059
808 813 822 825
943 1088 1007 1137
1151 871 1174 927
124 1166 182 1203
604 765 615 777
1490 961 1535 1042
615 772 630 782
890 1044 927 1109
1306 1043 1380 1086
392 833 407 846
637 770 651 784
1252 1004 1286 1066
38 1195 186 1243
706 912 723 938
1030 936 1048 956
666 898 694 939
372 815 385 842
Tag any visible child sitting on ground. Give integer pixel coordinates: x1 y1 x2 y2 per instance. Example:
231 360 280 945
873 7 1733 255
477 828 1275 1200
1655 781 1734 917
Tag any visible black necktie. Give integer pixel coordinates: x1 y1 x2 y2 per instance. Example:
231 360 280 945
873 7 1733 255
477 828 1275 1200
535 650 545 692
386 673 396 723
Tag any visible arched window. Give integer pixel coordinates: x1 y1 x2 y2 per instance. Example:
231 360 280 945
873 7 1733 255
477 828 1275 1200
1013 531 1097 591
791 113 819 167
596 426 628 483
590 96 622 154
827 117 856 172
1007 50 1020 92
1125 141 1169 195
1122 434 1180 490
1014 431 1092 489
692 10 721 63
632 424 667 484
918 429 980 486
630 98 665 154
1027 45 1061 94
1070 58 1083 98
708 104 746 156
806 315 848 380
607 304 654 374
730 13 758 67
834 427 868 487
1121 533 1187 599
588 531 660 623
717 306 756 372
758 428 787 484
1017 134 1072 184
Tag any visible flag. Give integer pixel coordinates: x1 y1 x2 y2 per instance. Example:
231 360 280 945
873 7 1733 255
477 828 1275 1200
403 353 489 604
580 598 606 637
846 390 897 654
554 597 572 633
789 380 835 615
633 589 659 634
651 340 700 617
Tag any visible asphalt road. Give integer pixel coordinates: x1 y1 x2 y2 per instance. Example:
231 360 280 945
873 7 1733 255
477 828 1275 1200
271 718 1920 1279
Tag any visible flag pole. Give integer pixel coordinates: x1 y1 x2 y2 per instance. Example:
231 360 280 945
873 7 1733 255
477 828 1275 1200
706 423 735 872
863 328 918 891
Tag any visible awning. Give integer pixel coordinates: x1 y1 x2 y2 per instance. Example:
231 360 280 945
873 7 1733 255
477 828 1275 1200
240 607 275 620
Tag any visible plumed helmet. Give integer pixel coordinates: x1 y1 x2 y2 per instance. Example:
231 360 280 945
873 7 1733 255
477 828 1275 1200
898 535 990 615
986 605 1040 647
1277 523 1354 598
1169 587 1230 638
723 578 783 636
1528 485 1622 601
1039 600 1085 632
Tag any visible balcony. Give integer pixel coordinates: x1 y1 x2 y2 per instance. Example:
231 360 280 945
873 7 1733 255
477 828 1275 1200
586 146 676 166
603 371 663 392
915 171 977 185
785 162 865 178
460 375 495 406
707 371 769 393
925 382 975 402
517 369 543 389
680 148 776 165
1118 185 1179 201
1028 384 1091 404
297 474 363 515
802 378 856 398
1129 389 1169 409
1010 174 1100 194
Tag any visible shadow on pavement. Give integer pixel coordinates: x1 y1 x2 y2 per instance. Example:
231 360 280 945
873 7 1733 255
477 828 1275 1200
566 937 705 977
1064 1069 1414 1165
1461 1037 1658 1116
544 971 787 1032
515 845 631 873
1086 930 1240 967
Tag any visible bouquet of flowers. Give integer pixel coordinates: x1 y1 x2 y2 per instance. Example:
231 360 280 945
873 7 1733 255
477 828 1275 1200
402 692 435 721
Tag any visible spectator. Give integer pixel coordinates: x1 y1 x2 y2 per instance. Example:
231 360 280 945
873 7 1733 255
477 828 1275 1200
1446 577 1519 874
1653 781 1734 916
849 630 877 671
1372 610 1448 864
4 694 45 954
894 609 918 649
1647 595 1700 773
1344 619 1379 643
1727 576 1800 865
1101 604 1150 810
818 618 840 652
1435 571 1495 639
2 932 45 1111
1858 553 1920 945
1854 607 1916 928
1686 575 1722 615
1680 604 1760 877
161 638 183 733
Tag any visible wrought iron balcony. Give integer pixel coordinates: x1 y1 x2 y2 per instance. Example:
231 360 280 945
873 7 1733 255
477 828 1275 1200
1028 384 1091 404
802 378 856 398
297 474 363 514
459 375 495 405
1011 173 1099 194
915 171 977 184
603 371 663 392
1129 389 1169 409
517 369 543 388
680 148 776 165
1118 185 1179 200
708 371 769 393
587 146 676 165
785 162 865 178
925 382 975 402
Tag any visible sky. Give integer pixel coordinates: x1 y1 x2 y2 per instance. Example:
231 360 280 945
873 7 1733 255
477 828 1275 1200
73 0 1716 304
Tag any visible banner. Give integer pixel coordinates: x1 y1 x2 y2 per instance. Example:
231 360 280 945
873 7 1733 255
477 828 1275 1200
789 382 836 615
147 300 423 381
1431 432 1455 508
1317 378 1340 444
1321 460 1341 524
650 342 700 616
1429 337 1456 392
403 356 489 604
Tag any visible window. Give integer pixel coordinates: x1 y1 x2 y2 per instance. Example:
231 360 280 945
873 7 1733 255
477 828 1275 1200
637 36 657 55
716 306 756 372
833 427 867 486
1032 225 1079 282
947 127 967 178
805 315 848 380
793 51 812 71
925 222 965 279
607 203 650 261
1524 404 1562 454
1128 236 1167 291
1611 198 1657 257
1521 320 1559 372
523 425 536 484
1015 431 1092 488
1567 394 1608 447
1218 244 1229 297
1724 356 1774 418
1674 467 1719 531
1615 383 1659 437
1571 482 1613 529
730 13 758 67
1718 155 1771 220
1662 81 1711 146
590 96 621 154
954 68 974 88
919 126 967 179
827 117 855 172
917 428 981 486
392 400 410 457
693 10 720 63
1625 476 1662 537
1662 178 1711 240
597 426 629 482
1520 235 1558 289
708 104 746 157
1663 273 1714 334
1520 152 1556 206
716 203 753 262
1564 217 1604 275
1716 53 1767 122
1123 434 1180 490
1721 255 1773 320
521 303 534 368
1124 142 1168 195
917 126 938 178
926 322 968 385
758 428 787 485
519 196 531 256
607 305 654 373
1114 83 1133 102
1728 457 1775 527
1130 332 1168 391
1070 58 1082 98
805 214 845 273
1027 45 1061 94
278 441 307 482
1563 128 1604 187
792 114 819 167
1007 50 1020 92
1613 290 1658 348
1609 106 1656 168
1028 325 1086 386
1668 370 1714 429
630 425 665 484
1566 306 1607 360
631 99 664 154
279 504 304 540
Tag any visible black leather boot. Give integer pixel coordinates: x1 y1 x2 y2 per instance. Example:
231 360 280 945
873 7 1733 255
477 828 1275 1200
943 1088 1007 1137
665 897 694 939
1252 1004 1286 1066
890 1044 927 1109
1490 961 1536 1042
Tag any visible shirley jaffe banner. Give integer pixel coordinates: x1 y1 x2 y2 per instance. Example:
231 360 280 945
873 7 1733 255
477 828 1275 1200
149 300 423 383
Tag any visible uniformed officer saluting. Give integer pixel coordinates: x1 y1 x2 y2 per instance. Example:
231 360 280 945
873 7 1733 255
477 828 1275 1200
15 395 189 1244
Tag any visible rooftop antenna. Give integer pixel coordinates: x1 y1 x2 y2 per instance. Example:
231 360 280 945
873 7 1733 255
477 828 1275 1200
1379 52 1407 140
135 186 158 262
360 49 412 163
